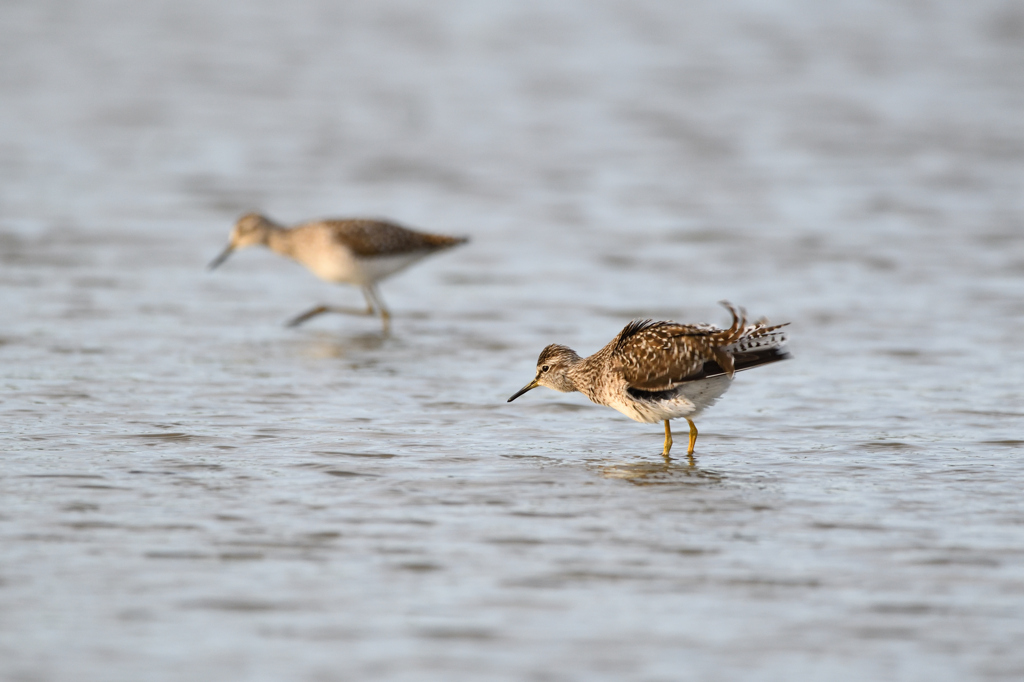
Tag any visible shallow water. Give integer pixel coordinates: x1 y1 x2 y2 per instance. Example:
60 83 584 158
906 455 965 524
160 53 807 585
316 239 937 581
2 1 1024 680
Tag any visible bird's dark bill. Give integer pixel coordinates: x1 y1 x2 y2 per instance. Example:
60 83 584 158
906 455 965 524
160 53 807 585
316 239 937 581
507 379 539 402
208 245 234 270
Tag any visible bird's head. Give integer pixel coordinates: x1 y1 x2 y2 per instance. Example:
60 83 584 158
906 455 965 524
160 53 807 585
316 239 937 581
208 213 276 270
507 344 581 402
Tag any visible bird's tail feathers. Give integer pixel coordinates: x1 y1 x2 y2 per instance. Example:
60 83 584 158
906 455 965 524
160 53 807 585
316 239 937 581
716 301 789 352
724 324 789 354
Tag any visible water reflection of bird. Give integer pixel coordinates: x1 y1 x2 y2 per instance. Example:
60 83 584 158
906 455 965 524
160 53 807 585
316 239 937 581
599 459 724 485
209 213 468 330
507 302 789 460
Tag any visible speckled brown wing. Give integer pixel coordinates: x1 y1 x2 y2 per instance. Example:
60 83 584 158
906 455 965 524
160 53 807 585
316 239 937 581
322 219 467 257
611 321 725 391
611 303 749 390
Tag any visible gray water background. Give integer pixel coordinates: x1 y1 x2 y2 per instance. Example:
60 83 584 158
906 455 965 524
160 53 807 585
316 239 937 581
2 1 1024 680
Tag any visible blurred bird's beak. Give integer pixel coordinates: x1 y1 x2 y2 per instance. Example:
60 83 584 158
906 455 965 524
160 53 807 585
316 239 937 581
207 245 234 270
507 377 539 402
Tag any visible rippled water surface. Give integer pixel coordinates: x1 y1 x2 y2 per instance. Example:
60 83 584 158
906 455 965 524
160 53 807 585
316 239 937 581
2 1 1024 680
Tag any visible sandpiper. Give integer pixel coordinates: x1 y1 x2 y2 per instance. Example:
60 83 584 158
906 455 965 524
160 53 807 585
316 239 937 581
507 302 789 459
209 213 468 329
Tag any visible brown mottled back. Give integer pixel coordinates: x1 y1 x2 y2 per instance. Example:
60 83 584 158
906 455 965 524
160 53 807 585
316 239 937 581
609 303 752 391
319 219 468 257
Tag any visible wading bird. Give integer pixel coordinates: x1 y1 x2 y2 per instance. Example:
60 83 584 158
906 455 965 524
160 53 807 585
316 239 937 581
507 302 789 459
209 213 467 330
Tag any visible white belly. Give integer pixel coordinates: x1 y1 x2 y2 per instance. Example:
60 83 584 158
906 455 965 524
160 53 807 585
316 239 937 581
297 246 427 286
605 375 734 424
355 252 430 284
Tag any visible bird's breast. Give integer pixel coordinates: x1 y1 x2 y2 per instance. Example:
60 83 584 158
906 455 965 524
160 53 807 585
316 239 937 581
294 243 361 283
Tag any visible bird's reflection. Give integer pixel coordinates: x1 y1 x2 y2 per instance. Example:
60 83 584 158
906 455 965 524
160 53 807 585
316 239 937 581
596 455 723 486
296 329 390 360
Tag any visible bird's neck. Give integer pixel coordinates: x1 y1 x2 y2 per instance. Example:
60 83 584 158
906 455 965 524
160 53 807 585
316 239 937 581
264 225 294 257
568 354 604 399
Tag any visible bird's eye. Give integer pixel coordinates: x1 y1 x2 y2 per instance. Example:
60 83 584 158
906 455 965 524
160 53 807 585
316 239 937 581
541 365 550 373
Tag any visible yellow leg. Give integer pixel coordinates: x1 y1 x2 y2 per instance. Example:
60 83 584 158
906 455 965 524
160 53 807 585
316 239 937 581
286 304 376 327
662 420 673 458
364 285 391 332
686 418 698 455
360 288 377 316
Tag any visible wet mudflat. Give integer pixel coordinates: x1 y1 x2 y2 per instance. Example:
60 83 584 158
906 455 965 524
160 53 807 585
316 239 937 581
1 1 1023 680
